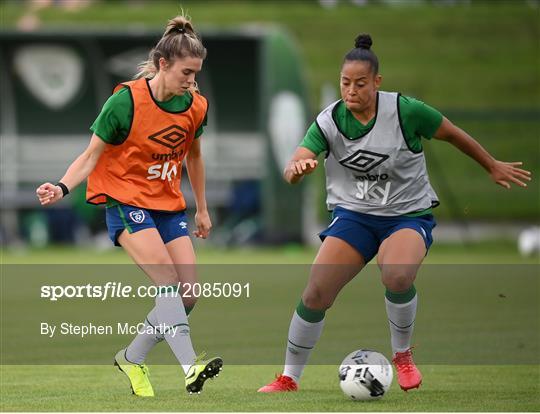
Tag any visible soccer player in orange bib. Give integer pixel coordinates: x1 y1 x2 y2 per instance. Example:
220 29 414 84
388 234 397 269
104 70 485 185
258 33 531 393
36 15 222 397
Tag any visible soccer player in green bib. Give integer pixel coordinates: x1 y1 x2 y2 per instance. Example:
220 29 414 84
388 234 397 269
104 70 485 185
258 33 531 393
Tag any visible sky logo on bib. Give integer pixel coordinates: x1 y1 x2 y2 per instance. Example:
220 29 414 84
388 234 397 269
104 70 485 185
355 181 391 205
339 149 389 173
129 210 146 224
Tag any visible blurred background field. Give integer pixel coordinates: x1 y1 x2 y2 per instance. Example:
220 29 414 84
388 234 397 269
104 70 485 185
1 0 539 254
1 240 539 264
3 1 539 108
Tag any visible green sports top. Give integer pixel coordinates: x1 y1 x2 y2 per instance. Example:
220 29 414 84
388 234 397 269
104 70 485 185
90 86 207 145
300 95 442 156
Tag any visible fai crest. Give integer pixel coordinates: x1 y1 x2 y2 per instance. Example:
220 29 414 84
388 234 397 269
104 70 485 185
129 210 146 224
13 44 83 110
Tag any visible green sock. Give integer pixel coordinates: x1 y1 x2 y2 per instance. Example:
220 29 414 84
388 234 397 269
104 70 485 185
385 285 416 304
296 299 326 323
384 285 418 354
284 300 326 382
185 304 194 316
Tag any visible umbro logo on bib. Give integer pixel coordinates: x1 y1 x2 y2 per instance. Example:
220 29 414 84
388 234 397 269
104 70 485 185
339 149 389 173
129 210 145 223
148 125 188 150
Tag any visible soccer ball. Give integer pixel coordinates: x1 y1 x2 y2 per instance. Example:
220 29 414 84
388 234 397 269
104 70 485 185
338 349 393 401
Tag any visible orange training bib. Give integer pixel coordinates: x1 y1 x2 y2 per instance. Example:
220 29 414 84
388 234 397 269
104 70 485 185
87 78 208 211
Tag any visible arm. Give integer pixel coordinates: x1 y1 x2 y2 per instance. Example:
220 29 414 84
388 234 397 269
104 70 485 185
433 117 531 189
35 134 107 205
185 138 211 239
284 147 319 185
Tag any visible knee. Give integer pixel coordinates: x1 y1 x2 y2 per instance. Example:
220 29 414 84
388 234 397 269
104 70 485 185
381 267 415 292
302 287 335 311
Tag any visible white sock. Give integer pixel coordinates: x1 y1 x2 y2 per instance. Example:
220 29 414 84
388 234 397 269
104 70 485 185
154 289 196 374
385 294 418 355
283 311 325 383
125 308 163 365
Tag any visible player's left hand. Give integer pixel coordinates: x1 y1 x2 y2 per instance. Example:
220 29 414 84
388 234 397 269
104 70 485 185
489 160 531 189
193 209 212 239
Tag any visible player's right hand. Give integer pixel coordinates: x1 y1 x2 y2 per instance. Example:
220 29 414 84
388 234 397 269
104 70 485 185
36 183 63 206
289 159 318 177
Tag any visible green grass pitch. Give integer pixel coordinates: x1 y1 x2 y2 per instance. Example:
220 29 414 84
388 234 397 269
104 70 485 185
1 243 539 411
1 365 538 411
